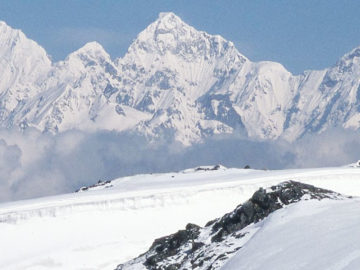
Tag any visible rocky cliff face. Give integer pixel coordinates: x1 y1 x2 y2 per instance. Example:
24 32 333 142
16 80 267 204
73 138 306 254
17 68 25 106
115 181 346 270
1 13 360 144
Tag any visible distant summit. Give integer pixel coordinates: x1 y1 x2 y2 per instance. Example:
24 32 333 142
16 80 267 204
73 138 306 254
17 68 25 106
0 13 360 144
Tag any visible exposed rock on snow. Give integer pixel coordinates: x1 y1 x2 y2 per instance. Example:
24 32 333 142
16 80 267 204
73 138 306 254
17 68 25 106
115 181 347 270
1 166 360 269
75 179 113 192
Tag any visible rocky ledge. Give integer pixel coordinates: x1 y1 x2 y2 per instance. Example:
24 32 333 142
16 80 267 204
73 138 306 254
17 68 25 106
115 181 347 270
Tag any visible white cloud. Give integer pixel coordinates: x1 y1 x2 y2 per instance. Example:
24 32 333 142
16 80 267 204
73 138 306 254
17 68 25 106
0 128 359 202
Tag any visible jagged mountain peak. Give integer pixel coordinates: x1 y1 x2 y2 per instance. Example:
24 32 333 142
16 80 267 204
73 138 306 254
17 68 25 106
0 20 12 31
66 41 110 64
0 20 51 82
156 11 184 28
329 45 360 74
342 45 360 61
158 11 178 19
0 20 19 34
0 20 50 61
1 17 360 144
0 20 52 126
125 12 245 63
144 11 193 36
114 13 250 145
73 41 107 55
127 12 197 56
332 46 360 77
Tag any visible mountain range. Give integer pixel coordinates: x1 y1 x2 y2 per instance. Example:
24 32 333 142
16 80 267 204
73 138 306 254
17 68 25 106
1 12 360 145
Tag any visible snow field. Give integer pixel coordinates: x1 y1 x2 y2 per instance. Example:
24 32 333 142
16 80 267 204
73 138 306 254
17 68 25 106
0 166 360 269
223 198 360 270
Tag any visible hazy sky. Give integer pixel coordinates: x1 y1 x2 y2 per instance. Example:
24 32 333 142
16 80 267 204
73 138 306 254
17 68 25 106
1 1 360 74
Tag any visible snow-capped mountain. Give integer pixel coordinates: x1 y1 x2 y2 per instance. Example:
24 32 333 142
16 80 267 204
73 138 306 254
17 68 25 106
281 46 360 140
0 21 51 128
1 13 360 144
13 41 138 133
1 165 360 269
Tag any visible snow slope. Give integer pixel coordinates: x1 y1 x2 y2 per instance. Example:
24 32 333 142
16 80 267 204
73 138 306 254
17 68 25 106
1 166 360 269
1 13 360 144
117 181 351 270
223 198 360 270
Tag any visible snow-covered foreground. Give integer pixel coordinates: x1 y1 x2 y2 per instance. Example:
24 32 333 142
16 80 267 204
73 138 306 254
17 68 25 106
223 198 360 270
1 166 360 269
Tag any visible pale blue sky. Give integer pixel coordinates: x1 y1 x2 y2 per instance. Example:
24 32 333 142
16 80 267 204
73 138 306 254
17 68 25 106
1 0 360 74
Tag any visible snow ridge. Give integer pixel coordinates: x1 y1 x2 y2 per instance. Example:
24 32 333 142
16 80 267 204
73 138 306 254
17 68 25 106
115 181 348 270
1 13 360 144
1 166 360 269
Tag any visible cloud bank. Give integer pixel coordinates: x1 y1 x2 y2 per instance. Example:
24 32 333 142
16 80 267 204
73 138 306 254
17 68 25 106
0 128 359 202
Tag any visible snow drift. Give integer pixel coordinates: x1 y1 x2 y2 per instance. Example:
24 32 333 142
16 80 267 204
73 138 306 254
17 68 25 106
1 166 360 269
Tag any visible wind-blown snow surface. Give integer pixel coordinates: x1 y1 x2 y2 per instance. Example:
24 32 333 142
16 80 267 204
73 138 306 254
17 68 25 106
1 12 360 144
1 166 360 269
223 198 360 270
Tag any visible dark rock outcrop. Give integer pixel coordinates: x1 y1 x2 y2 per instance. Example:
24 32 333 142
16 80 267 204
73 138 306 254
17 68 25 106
194 165 223 172
144 223 201 268
75 179 112 192
211 181 337 242
115 181 345 270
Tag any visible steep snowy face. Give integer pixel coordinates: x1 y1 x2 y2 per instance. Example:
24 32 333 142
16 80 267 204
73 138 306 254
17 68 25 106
0 16 300 142
281 46 360 140
0 21 51 127
112 12 306 142
123 12 247 78
224 61 302 139
318 47 360 130
116 12 249 144
14 42 139 132
1 14 360 144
